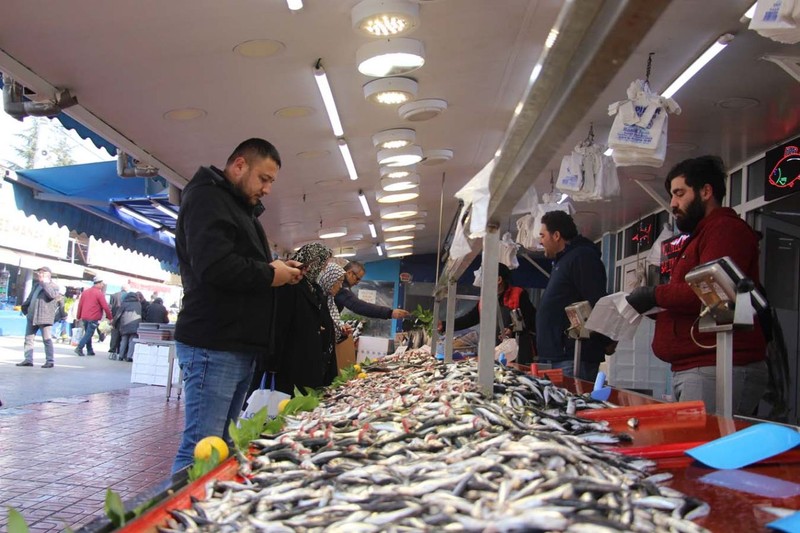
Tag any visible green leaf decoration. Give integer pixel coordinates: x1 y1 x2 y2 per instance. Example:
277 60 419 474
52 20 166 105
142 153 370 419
187 447 220 482
7 508 30 533
104 489 127 527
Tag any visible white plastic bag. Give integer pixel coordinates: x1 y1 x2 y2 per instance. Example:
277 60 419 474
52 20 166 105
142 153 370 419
241 373 290 420
749 0 800 43
515 214 538 250
494 337 518 362
499 232 520 269
450 205 476 260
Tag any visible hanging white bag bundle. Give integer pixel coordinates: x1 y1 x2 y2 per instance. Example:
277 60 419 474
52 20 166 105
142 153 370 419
499 232 520 269
748 0 800 44
241 373 291 420
607 79 680 168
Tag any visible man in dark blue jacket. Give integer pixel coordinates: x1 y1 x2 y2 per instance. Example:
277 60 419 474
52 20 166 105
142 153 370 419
536 211 615 380
171 138 303 474
334 261 410 320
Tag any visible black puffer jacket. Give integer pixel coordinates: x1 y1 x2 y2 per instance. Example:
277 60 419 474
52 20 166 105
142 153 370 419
175 166 276 354
116 292 142 335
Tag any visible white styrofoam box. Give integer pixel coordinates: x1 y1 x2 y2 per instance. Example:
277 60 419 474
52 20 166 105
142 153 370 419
607 319 670 397
157 346 171 357
357 336 394 363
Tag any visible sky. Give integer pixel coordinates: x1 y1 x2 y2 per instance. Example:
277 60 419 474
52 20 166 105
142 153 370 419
0 110 113 170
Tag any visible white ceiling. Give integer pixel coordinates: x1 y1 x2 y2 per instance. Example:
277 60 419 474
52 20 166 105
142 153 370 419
1 0 798 261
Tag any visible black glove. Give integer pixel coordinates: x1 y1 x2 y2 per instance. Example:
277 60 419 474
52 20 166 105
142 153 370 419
627 286 657 314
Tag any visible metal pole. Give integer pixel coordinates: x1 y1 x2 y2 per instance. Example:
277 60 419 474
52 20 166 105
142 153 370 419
431 298 440 357
573 338 582 379
431 172 446 359
478 226 500 396
444 279 456 363
716 330 733 418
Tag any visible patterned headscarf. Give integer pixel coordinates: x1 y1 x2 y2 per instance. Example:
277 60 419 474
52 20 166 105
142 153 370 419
318 262 346 341
290 242 332 283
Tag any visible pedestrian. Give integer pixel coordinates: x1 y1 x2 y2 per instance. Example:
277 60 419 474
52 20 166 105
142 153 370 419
171 138 302 474
74 278 112 356
268 243 336 394
334 260 411 320
114 291 142 362
136 292 149 320
319 262 353 344
52 294 69 343
143 297 169 323
108 284 129 358
627 155 767 415
536 211 616 381
16 266 60 368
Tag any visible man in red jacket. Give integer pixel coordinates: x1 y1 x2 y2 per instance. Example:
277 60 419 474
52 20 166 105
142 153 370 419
75 278 112 356
627 156 767 415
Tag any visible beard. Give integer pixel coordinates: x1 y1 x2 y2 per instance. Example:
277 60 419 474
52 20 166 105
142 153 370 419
674 194 705 233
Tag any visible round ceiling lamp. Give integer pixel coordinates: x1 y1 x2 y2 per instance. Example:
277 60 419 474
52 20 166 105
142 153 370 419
380 204 419 220
334 247 357 258
376 188 420 204
385 233 414 242
356 38 425 77
382 221 416 232
422 149 454 165
385 243 413 250
387 250 413 258
377 145 423 167
398 98 447 121
380 163 416 178
351 0 420 37
318 226 347 239
363 77 418 105
372 128 416 149
381 174 419 191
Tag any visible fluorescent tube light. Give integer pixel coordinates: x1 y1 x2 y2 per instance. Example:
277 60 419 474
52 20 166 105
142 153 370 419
368 222 378 238
117 206 162 229
358 190 371 216
152 202 179 219
376 245 384 256
662 34 733 99
603 148 613 156
287 0 303 10
338 139 359 181
314 63 344 137
161 229 176 239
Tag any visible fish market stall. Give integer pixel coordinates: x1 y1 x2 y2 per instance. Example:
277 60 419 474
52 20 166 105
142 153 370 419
118 350 799 532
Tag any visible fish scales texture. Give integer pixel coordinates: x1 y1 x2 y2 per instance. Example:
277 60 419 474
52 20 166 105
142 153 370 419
163 351 709 532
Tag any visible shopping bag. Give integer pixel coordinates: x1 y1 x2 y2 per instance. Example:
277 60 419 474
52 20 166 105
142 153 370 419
241 373 290 419
70 327 83 346
494 337 519 363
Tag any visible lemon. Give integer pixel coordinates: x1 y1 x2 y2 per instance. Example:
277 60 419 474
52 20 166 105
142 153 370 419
194 436 229 462
353 364 361 372
357 372 368 379
278 398 291 413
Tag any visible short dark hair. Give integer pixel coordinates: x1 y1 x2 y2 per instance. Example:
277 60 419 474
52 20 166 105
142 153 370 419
498 263 512 284
541 210 578 240
665 155 726 204
226 138 282 168
344 260 365 273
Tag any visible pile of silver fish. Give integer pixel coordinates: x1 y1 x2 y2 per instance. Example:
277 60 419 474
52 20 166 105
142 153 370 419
162 350 710 532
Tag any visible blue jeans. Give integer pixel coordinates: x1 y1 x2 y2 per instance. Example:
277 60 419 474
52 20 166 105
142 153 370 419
672 361 768 416
78 320 98 353
171 342 256 474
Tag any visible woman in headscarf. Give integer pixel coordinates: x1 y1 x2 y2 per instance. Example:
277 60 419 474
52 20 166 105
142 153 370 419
266 243 338 395
317 262 352 343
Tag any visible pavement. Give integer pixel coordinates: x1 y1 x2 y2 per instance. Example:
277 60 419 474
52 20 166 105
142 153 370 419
0 334 142 408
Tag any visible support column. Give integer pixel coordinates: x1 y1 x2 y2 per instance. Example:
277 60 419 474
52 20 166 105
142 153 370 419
478 226 500 396
444 279 456 363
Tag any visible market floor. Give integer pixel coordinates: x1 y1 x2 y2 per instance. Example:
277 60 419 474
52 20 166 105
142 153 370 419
0 336 185 532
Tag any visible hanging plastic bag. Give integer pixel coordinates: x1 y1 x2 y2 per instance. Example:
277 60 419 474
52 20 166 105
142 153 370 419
241 373 290 420
748 0 800 43
494 337 519 363
556 152 583 192
499 232 520 269
473 265 483 287
450 205 476 260
515 213 538 250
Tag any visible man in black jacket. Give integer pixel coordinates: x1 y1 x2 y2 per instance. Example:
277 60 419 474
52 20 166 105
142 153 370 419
334 261 410 320
17 266 60 368
536 211 615 381
171 138 303 474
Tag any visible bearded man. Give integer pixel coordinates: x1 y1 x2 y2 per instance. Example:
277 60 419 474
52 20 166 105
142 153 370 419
627 156 767 415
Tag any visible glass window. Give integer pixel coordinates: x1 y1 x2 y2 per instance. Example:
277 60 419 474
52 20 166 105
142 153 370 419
616 232 623 261
614 266 621 292
729 169 742 207
747 158 765 201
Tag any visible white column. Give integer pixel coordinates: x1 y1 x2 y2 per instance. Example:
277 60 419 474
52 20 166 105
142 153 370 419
444 279 456 363
478 226 500 396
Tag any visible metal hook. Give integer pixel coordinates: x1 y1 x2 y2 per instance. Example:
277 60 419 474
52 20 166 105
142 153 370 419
584 122 595 146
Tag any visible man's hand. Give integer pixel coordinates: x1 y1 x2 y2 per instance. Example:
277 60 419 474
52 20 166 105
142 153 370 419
437 320 445 334
498 327 513 341
626 286 657 315
341 323 354 337
270 260 302 287
391 309 410 319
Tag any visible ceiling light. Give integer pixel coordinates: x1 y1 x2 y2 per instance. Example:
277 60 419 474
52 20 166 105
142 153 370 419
287 0 303 10
116 206 162 229
380 204 418 219
363 77 418 105
319 227 347 239
514 102 524 116
352 0 420 37
662 34 733 99
380 163 415 178
274 106 315 118
385 234 414 242
381 174 419 191
356 38 425 77
372 128 416 149
421 149 453 165
377 145 423 166
334 247 357 258
376 188 420 203
161 229 176 239
233 39 285 58
152 202 179 219
368 222 378 238
495 149 502 158
382 221 416 232
603 148 614 156
530 63 542 83
358 190 371 216
338 139 359 181
398 98 447 121
387 250 412 258
163 108 206 121
314 62 344 136
545 28 559 49
385 243 413 251
376 245 384 256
